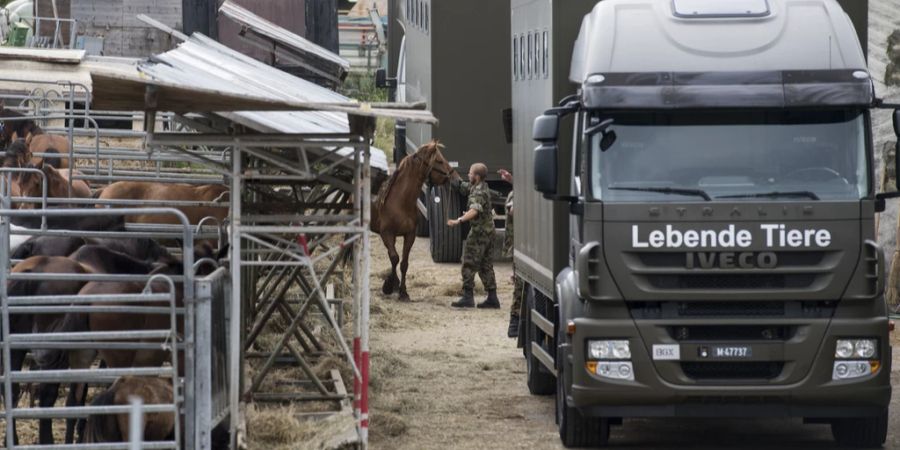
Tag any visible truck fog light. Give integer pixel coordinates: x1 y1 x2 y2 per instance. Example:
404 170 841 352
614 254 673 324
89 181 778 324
832 361 875 380
835 339 877 359
588 340 631 360
589 361 635 381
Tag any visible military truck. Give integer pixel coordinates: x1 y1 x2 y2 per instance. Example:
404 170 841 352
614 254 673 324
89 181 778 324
514 0 895 447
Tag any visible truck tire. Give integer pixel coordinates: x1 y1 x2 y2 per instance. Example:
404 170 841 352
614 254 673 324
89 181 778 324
556 325 610 447
428 184 464 263
525 286 555 395
831 412 888 448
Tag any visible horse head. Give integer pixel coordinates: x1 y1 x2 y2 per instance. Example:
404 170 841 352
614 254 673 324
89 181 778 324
416 140 456 186
2 140 30 169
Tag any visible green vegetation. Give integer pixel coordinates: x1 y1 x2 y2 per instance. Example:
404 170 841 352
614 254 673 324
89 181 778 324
341 73 396 162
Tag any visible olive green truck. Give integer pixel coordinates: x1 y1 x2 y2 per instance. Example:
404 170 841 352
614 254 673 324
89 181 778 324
513 0 898 447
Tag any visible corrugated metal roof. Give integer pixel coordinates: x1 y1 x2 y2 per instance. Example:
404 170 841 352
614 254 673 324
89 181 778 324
219 0 351 75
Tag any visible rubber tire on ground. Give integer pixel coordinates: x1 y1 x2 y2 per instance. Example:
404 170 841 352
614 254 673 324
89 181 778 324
831 412 888 448
416 191 429 237
525 286 555 395
428 184 464 263
556 324 610 447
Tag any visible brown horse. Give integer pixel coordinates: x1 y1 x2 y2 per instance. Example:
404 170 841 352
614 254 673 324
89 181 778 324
371 140 456 301
83 376 176 444
95 181 228 225
6 256 95 445
16 164 92 208
0 106 70 169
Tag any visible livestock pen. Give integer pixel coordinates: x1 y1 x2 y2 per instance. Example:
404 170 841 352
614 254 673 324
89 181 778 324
0 28 434 449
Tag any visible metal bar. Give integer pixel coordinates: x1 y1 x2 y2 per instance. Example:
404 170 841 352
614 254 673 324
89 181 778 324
15 442 177 450
8 293 173 305
11 404 176 419
9 330 173 341
9 342 178 350
8 306 183 314
129 396 144 450
9 367 175 382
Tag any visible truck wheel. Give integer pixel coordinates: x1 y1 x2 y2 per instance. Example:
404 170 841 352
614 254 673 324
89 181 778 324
556 325 610 447
428 185 464 262
831 412 888 448
525 287 555 395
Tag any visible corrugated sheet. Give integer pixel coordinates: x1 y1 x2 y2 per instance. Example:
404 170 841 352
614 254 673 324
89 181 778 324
219 0 349 73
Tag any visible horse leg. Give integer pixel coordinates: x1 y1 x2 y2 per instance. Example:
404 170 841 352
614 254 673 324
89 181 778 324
64 383 88 443
398 232 416 301
3 350 26 446
38 382 61 444
380 234 400 295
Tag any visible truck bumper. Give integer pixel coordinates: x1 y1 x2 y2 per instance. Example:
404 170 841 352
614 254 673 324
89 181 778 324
568 315 892 419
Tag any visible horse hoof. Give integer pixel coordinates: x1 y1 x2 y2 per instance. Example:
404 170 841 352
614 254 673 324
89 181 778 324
399 292 410 302
382 278 396 295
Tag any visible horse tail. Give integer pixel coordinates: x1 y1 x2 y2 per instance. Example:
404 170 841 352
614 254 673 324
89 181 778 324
84 386 121 443
92 187 105 199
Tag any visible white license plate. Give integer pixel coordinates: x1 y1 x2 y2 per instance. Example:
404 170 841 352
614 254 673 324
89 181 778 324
711 345 752 358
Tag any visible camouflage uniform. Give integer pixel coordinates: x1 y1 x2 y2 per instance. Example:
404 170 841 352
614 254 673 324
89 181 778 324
505 191 524 318
456 181 497 292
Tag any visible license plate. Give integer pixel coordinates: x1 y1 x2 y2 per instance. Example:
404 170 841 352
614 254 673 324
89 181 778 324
707 345 752 359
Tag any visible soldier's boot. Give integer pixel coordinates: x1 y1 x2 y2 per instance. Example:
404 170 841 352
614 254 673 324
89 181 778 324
477 290 501 309
451 289 475 308
507 314 520 338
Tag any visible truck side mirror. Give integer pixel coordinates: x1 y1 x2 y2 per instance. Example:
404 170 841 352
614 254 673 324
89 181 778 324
533 114 560 196
533 114 559 142
375 68 395 89
534 143 558 196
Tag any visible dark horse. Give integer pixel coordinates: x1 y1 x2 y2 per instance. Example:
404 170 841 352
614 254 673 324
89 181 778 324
371 140 456 301
0 104 70 169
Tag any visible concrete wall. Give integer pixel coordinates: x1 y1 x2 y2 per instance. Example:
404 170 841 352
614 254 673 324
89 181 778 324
71 0 181 57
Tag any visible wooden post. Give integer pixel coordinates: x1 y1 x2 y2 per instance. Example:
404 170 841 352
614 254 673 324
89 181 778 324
306 0 339 54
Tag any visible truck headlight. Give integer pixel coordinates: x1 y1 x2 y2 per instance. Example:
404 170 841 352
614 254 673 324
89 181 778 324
835 339 877 359
588 340 631 360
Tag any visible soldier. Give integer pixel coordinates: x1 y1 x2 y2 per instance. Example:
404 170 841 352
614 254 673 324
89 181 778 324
498 169 524 338
447 162 499 308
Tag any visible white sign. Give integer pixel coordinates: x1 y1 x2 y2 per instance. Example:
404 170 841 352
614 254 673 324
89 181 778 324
632 224 831 249
652 344 681 361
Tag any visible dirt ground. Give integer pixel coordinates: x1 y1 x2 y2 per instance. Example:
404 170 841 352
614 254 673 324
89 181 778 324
367 236 900 450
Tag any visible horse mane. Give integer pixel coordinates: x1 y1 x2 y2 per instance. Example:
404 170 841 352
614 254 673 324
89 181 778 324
374 146 431 211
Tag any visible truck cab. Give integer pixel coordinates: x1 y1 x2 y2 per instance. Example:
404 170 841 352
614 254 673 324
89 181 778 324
521 0 898 447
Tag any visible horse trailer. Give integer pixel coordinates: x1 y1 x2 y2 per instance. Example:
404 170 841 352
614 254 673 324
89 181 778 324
385 0 512 262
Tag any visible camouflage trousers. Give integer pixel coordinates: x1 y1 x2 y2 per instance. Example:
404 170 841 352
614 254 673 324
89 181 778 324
511 260 524 317
462 231 497 292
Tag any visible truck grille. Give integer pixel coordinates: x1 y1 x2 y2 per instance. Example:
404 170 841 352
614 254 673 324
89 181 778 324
681 362 784 381
647 273 816 290
667 325 793 341
629 301 835 319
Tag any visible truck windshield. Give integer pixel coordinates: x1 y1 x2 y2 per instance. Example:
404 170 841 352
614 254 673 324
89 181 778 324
591 110 869 202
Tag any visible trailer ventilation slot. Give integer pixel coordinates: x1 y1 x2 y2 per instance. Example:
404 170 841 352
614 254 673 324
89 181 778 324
681 362 784 380
672 0 771 18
